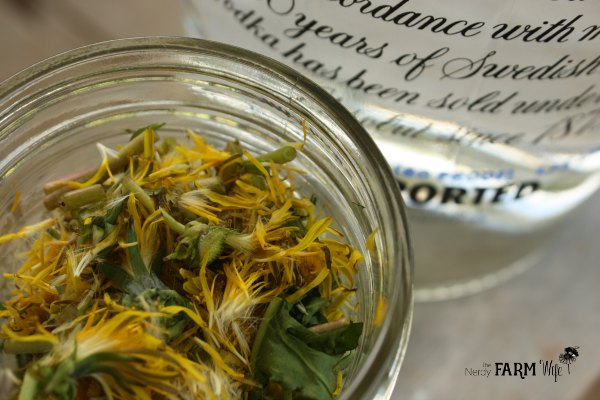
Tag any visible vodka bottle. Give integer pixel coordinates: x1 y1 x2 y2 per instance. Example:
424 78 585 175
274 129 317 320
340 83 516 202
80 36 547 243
183 0 600 300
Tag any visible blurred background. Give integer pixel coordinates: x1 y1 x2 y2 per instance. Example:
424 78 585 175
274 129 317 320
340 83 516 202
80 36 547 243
0 0 184 81
1 1 599 399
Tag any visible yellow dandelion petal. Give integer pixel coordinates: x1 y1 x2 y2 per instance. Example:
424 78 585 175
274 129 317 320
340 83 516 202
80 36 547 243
326 226 344 237
325 289 355 321
178 190 222 223
290 217 331 251
234 179 265 195
161 305 207 329
143 127 156 159
62 144 117 189
0 218 55 245
291 197 315 214
301 119 307 150
166 350 211 385
243 149 271 175
75 310 165 360
127 194 143 237
148 163 189 179
74 226 120 277
286 267 330 303
200 255 216 327
366 227 380 252
10 191 21 213
256 217 331 262
203 190 265 210
194 338 245 381
266 199 295 229
332 370 343 397
187 128 207 150
373 297 388 327
254 218 268 250
103 292 128 313
1 323 58 345
131 387 153 400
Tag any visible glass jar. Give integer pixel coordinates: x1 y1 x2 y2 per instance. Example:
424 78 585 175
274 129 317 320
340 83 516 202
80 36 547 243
0 37 412 399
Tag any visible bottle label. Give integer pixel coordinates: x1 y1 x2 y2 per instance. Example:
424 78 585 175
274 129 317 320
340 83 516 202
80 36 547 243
191 0 600 223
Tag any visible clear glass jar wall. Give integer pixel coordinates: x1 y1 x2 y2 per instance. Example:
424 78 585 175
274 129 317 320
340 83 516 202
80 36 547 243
0 38 412 399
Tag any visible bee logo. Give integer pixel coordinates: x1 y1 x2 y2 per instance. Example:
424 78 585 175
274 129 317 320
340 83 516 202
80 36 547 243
558 346 579 374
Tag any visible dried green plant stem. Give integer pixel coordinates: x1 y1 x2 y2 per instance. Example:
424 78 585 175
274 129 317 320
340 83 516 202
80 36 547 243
60 185 105 210
122 176 155 213
242 145 297 176
0 339 53 354
77 280 100 314
308 317 350 334
43 186 73 211
43 133 157 210
243 175 267 190
160 208 185 234
256 146 297 164
18 371 38 400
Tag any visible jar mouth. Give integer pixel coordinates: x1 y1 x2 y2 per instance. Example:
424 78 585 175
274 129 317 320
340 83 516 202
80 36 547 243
0 37 412 399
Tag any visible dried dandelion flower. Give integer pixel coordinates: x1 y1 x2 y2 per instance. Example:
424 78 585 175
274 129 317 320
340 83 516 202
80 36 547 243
0 125 364 400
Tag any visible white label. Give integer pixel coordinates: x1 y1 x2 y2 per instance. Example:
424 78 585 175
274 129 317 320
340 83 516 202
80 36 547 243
194 0 600 150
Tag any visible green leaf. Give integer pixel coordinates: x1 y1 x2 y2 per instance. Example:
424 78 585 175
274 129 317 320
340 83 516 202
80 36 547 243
91 216 105 229
290 322 363 356
99 225 167 294
134 289 190 341
46 228 61 240
126 224 148 279
292 295 328 326
74 352 139 377
74 353 138 395
98 263 144 295
16 353 35 370
22 357 77 400
247 389 263 400
251 297 358 400
128 123 165 140
285 219 307 240
150 246 166 275
104 199 125 225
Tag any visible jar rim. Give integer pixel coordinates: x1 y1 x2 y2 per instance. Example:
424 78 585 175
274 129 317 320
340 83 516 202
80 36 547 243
0 36 413 399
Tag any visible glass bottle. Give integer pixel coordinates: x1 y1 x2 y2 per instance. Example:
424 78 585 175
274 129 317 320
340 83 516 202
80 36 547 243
183 0 600 300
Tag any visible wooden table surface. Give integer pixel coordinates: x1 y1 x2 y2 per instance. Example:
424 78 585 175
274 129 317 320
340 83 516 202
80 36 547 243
1 1 599 399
